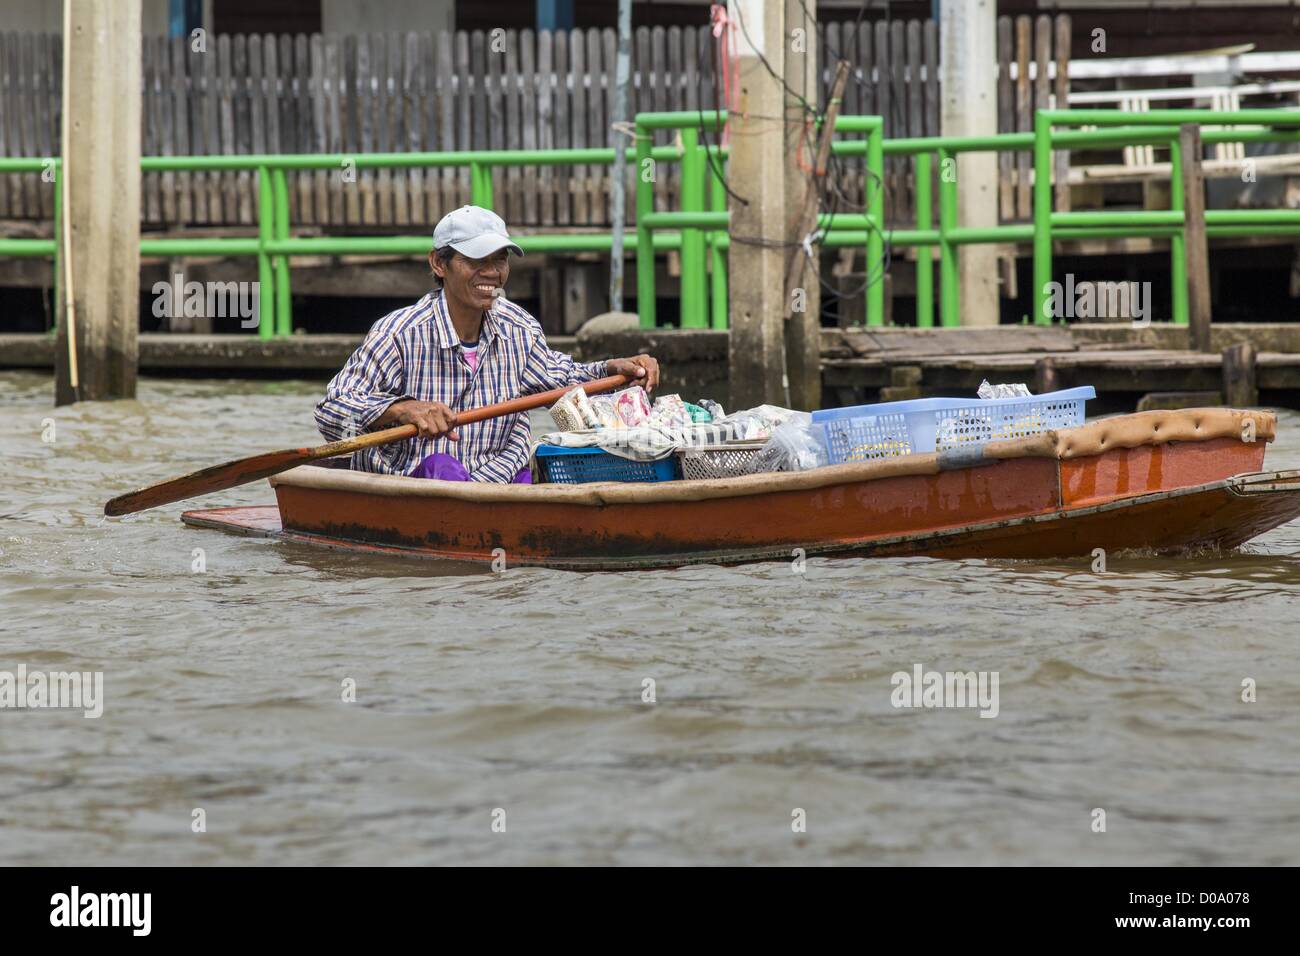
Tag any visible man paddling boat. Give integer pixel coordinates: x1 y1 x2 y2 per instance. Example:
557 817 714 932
315 205 659 482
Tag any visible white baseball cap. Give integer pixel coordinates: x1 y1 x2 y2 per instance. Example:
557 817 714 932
433 205 524 259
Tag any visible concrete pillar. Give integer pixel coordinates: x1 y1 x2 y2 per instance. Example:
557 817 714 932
727 0 789 410
56 0 142 405
940 0 1000 327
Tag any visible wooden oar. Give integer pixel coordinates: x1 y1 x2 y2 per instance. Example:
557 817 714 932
104 374 629 517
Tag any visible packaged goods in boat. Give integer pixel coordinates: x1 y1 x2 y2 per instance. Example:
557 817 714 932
588 394 623 429
648 394 692 430
551 386 600 431
613 386 653 427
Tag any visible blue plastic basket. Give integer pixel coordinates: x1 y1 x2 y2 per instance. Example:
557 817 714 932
534 444 681 483
811 386 1095 465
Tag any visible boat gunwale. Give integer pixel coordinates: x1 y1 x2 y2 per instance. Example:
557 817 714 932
268 407 1276 507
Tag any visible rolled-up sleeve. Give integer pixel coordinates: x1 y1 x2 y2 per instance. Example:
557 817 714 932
518 332 608 395
315 330 411 442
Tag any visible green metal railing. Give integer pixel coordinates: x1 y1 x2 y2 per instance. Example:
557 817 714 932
1033 108 1300 326
631 110 887 330
5 107 1300 336
632 108 1300 329
0 144 717 339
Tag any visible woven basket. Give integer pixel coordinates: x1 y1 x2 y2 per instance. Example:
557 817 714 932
675 442 766 480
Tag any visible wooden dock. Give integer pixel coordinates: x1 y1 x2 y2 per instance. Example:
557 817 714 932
819 324 1300 409
6 324 1299 413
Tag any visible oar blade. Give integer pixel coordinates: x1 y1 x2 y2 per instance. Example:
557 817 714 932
104 448 317 517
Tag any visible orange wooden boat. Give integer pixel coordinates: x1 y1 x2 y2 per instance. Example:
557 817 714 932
181 408 1300 570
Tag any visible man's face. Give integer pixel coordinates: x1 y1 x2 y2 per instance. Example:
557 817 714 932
431 248 510 312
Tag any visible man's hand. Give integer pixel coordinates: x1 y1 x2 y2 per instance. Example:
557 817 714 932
378 399 460 440
606 355 661 393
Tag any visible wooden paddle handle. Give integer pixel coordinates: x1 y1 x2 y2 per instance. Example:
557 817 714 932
456 373 629 426
334 373 630 455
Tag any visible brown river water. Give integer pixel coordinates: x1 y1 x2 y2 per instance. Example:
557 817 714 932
2 369 1299 865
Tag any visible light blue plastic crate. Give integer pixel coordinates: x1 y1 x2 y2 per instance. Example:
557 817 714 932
811 386 1095 464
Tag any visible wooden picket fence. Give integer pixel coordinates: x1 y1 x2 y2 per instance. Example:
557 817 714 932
996 13 1073 219
0 19 1071 232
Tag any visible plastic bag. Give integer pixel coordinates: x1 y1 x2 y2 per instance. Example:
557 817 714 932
978 379 1032 400
588 394 623 429
648 394 692 429
696 399 725 421
722 404 802 441
937 414 990 449
684 402 712 423
746 413 829 473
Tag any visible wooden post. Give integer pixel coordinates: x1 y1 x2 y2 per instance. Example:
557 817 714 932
1052 14 1072 213
995 17 1014 222
1221 342 1258 408
1180 123 1213 353
1034 356 1060 394
55 0 142 405
608 0 632 312
784 56 846 412
727 0 789 408
941 0 999 326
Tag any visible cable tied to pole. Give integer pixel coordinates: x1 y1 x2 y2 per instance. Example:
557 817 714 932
709 4 737 144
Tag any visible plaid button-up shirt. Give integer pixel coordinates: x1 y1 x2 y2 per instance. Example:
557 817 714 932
315 290 607 480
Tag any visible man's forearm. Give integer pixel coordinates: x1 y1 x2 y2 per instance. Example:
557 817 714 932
371 398 414 429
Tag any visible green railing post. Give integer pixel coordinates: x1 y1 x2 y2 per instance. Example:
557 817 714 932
634 123 655 328
257 165 275 340
678 127 706 328
914 152 933 328
937 146 959 327
866 123 885 326
1032 111 1053 325
1168 132 1189 326
470 160 495 210
271 167 292 336
708 150 728 329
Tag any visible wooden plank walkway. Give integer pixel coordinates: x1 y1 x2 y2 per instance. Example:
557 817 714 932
819 326 1300 401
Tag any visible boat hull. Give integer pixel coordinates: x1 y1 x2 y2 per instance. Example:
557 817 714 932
182 471 1300 568
180 408 1300 569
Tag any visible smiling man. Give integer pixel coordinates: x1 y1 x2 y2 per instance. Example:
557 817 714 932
315 205 659 482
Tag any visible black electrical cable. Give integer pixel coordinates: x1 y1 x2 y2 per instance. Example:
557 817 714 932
688 3 894 296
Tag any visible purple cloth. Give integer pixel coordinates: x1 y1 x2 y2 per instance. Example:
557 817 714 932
410 452 532 484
